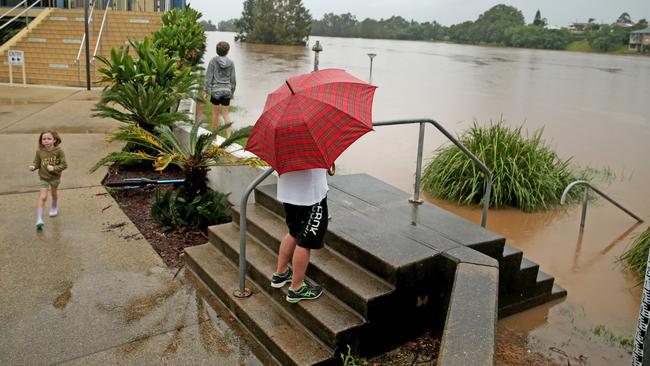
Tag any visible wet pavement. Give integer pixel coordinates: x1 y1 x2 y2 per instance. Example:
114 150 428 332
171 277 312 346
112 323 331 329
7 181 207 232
0 85 263 365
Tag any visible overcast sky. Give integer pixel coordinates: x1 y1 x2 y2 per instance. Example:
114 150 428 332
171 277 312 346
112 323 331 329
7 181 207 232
191 0 650 27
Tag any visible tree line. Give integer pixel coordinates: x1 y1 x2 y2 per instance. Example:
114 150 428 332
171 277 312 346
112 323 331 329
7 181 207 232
214 1 648 53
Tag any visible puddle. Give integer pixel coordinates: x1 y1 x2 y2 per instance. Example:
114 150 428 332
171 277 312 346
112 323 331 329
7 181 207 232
52 280 74 309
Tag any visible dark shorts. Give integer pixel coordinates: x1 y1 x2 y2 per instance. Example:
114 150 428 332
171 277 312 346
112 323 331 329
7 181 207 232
283 196 328 250
210 95 231 106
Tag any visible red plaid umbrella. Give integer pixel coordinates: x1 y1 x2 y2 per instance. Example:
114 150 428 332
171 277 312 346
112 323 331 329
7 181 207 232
245 68 377 174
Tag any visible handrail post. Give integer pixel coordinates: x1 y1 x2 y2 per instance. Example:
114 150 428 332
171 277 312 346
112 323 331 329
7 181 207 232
373 119 492 228
580 187 589 231
235 167 275 298
410 121 425 205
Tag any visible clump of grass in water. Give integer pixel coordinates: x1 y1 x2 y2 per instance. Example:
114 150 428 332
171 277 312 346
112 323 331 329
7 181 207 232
620 226 650 278
592 325 634 350
421 118 598 212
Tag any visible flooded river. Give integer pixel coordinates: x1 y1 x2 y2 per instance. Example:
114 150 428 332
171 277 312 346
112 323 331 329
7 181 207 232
205 31 650 364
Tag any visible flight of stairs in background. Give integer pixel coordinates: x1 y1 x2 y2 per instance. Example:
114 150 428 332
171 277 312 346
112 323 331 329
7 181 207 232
0 8 161 87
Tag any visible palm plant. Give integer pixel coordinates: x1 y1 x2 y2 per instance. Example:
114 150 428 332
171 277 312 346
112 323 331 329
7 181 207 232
94 38 200 130
90 120 265 200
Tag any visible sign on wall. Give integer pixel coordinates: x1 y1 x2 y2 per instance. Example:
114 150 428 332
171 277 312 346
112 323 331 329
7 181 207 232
7 50 24 66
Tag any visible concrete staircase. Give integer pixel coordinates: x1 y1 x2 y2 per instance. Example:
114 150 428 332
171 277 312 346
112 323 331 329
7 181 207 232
186 174 566 365
0 8 161 87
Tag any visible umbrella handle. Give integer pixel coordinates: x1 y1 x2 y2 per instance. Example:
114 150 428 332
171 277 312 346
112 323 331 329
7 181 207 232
327 162 336 176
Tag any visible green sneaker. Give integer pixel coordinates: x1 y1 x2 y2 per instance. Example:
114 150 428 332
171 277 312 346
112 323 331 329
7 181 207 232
271 267 293 288
35 220 44 230
286 281 323 303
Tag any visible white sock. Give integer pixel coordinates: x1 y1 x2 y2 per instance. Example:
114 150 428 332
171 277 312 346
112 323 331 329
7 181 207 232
50 201 58 216
37 207 44 222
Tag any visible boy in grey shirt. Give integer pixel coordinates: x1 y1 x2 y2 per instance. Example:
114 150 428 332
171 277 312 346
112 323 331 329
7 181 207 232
204 41 236 136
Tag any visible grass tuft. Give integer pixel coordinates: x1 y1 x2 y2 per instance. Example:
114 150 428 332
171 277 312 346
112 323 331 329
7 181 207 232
421 118 601 212
620 226 650 278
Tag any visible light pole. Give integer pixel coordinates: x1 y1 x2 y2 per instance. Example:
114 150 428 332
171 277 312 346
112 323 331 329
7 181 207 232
311 40 323 71
367 53 376 83
83 0 91 90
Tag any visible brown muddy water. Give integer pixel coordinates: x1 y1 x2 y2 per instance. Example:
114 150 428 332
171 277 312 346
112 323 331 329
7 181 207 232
206 31 650 364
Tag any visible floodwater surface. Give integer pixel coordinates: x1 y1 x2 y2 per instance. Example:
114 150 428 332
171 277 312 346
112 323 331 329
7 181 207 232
205 31 650 364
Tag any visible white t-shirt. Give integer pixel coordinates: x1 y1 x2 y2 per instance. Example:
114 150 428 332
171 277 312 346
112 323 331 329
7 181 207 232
277 168 329 206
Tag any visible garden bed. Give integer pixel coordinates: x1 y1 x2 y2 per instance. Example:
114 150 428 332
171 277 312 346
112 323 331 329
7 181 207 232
103 163 217 267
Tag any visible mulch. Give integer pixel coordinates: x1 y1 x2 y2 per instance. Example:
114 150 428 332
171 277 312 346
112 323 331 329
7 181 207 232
103 163 212 267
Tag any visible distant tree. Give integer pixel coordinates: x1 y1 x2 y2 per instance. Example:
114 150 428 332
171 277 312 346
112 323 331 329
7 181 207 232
311 12 358 37
198 19 217 31
533 9 547 27
471 4 525 44
235 0 312 45
617 12 632 24
505 25 570 49
218 19 237 32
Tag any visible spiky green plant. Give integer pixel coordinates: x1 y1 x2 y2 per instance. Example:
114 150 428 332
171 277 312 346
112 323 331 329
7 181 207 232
90 120 266 200
94 38 199 130
620 226 650 278
421 119 588 212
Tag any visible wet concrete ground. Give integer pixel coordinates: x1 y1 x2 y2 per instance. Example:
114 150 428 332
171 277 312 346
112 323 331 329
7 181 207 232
0 85 263 365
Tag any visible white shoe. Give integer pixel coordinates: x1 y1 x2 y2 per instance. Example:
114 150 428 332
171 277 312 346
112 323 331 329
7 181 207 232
36 220 44 230
49 208 58 217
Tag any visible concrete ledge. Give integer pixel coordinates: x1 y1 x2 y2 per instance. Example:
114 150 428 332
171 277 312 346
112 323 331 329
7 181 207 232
437 262 498 366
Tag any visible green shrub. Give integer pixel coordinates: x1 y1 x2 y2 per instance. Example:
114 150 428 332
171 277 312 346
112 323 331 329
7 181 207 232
151 187 231 231
153 6 206 69
421 119 587 212
620 226 650 278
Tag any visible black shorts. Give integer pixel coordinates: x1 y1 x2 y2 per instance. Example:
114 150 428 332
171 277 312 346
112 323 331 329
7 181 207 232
210 95 231 106
283 196 328 250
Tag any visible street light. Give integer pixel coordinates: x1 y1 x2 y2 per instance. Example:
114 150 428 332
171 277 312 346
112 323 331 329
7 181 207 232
311 40 323 71
367 53 376 83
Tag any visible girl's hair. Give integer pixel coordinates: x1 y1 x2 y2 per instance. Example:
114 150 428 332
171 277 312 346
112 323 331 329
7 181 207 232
216 41 230 56
38 129 62 148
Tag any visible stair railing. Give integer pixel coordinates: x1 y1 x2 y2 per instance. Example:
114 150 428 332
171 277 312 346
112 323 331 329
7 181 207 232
0 0 41 32
236 167 275 298
372 119 492 228
91 0 112 79
234 118 493 297
560 180 643 231
75 0 95 85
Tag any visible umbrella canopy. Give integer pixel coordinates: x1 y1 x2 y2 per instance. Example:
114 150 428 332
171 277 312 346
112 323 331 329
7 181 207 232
245 68 377 174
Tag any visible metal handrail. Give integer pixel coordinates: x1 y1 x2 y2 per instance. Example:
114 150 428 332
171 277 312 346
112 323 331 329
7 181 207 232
373 119 492 227
235 167 275 297
75 0 95 65
92 0 112 62
560 180 643 231
233 118 493 295
0 0 41 31
0 0 27 21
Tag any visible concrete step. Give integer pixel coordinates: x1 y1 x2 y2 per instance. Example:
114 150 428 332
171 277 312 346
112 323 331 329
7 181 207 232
185 243 335 366
229 205 395 319
513 257 540 291
498 243 523 295
253 185 404 284
209 223 366 352
499 280 567 318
